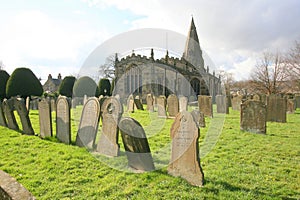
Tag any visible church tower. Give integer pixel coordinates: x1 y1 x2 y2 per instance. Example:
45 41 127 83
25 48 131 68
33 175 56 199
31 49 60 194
183 17 205 73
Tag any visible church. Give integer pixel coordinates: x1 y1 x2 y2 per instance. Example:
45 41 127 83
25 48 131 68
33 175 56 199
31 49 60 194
113 18 221 102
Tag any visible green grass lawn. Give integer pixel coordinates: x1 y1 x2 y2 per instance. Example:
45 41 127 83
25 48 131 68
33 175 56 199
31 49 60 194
0 106 299 199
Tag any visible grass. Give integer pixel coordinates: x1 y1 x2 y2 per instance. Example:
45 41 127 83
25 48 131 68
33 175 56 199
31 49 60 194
0 106 299 199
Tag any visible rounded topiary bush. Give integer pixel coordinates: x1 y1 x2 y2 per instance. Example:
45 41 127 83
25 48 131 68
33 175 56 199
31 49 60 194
58 76 76 97
98 78 111 96
73 76 99 97
6 68 43 98
0 70 10 100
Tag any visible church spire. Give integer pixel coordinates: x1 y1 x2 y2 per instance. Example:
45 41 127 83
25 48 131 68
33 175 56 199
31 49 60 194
183 17 205 73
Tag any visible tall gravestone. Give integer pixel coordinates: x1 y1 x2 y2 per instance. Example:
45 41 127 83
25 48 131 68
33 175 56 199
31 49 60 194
167 94 179 118
3 99 19 130
0 101 7 127
127 94 135 113
146 94 154 112
119 117 155 171
240 100 266 134
198 95 213 117
168 111 204 186
216 95 229 114
97 97 123 157
76 97 100 149
191 110 205 128
179 96 188 112
266 95 287 123
134 96 144 110
232 95 243 111
15 98 34 135
157 95 167 118
38 98 52 138
56 96 71 144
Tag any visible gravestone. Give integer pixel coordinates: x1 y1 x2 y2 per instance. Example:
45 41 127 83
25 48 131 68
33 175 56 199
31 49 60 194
179 96 188 112
56 96 71 144
15 98 34 135
97 97 123 157
127 95 135 113
38 98 52 138
167 94 179 118
157 95 167 118
266 95 287 123
25 96 30 111
3 99 19 130
76 97 100 149
216 95 229 114
50 98 56 112
168 111 204 186
198 95 213 117
295 95 300 108
146 94 154 112
286 99 296 114
191 110 205 128
240 100 266 134
0 101 7 127
119 117 155 171
134 96 144 110
30 99 38 110
231 95 243 111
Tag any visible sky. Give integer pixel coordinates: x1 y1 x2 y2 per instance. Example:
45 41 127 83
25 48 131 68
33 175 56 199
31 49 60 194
0 0 299 82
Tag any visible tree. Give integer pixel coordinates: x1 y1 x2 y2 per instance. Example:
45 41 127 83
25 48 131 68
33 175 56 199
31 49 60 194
0 70 10 100
98 78 111 96
73 76 99 97
98 54 117 79
6 68 43 98
58 76 76 97
218 70 235 95
250 52 288 95
284 41 300 92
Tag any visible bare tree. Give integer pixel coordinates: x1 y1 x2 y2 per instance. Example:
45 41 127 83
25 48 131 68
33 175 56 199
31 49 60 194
98 54 118 79
251 52 288 95
218 70 235 95
284 41 300 92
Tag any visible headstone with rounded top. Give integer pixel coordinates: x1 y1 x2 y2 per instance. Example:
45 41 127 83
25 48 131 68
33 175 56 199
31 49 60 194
179 96 188 112
157 95 167 118
146 93 154 112
198 95 213 117
167 94 179 118
38 98 53 138
56 96 71 144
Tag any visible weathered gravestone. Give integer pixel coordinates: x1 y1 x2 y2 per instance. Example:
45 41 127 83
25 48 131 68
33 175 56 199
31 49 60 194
146 94 154 112
168 111 204 186
266 95 287 123
50 98 56 112
119 117 155 171
198 95 213 117
134 96 144 110
76 97 100 149
97 97 123 157
0 101 7 127
38 98 52 138
231 95 243 111
216 95 229 114
179 96 188 112
286 99 296 114
295 95 300 108
157 95 167 118
56 96 71 144
167 94 179 118
127 94 135 113
15 98 34 135
191 110 205 128
3 99 19 130
240 100 266 134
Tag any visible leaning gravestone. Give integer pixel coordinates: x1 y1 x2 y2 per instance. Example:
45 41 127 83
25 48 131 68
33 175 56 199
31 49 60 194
167 94 179 118
0 101 7 127
231 95 243 111
56 96 71 144
97 97 123 157
266 95 287 123
286 99 295 114
168 111 204 186
191 110 205 128
179 96 188 112
127 95 135 113
146 94 154 112
119 117 155 171
15 98 34 135
76 97 100 149
240 100 266 134
198 95 213 117
216 95 229 114
157 95 167 118
134 96 144 110
38 98 53 138
3 99 19 130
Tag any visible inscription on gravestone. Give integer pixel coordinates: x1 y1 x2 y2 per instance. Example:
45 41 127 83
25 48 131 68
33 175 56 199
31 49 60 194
168 111 204 186
119 117 155 172
97 97 123 157
56 96 71 144
38 98 52 138
76 97 100 149
3 99 19 130
198 95 213 117
15 98 34 135
167 94 179 118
